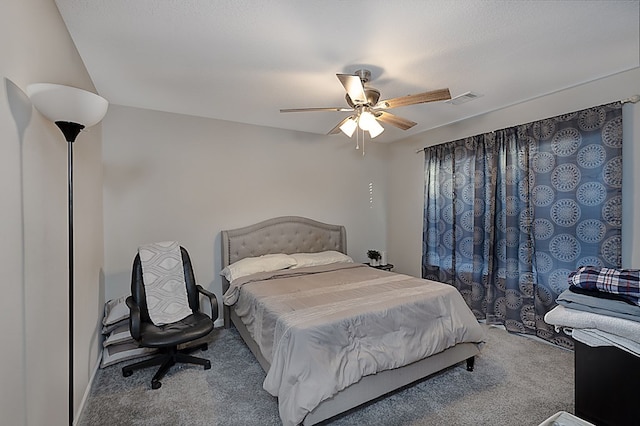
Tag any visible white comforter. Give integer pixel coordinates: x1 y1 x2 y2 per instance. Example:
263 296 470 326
224 263 484 426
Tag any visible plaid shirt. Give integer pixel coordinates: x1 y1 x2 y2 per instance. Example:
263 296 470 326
569 266 640 306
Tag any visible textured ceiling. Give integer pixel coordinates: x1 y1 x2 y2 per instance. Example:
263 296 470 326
54 0 640 143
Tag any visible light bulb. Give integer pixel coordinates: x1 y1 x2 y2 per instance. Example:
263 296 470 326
358 111 376 131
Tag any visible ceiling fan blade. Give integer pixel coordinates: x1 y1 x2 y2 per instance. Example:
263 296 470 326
280 107 354 113
336 74 367 104
327 116 355 135
376 88 451 109
375 111 417 130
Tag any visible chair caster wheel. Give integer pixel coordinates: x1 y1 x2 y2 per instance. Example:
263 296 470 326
201 343 208 351
151 380 162 390
122 369 133 377
204 360 211 370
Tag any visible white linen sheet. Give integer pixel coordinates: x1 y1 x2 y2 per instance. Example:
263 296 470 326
544 305 640 345
224 263 484 426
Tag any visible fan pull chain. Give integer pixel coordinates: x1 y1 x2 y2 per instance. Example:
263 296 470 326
354 129 366 156
362 136 366 156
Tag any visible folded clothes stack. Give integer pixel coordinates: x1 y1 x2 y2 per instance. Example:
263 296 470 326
100 296 157 368
544 266 640 356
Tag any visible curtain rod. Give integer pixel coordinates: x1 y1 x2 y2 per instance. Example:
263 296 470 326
415 94 640 154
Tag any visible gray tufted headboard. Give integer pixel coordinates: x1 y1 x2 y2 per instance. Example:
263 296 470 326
220 216 347 326
221 216 346 267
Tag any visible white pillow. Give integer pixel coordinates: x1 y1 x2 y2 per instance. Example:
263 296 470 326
102 318 129 335
101 342 157 368
103 323 133 347
290 251 353 269
103 295 129 326
221 253 297 282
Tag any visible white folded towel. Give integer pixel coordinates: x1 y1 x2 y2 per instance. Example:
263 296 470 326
545 305 640 345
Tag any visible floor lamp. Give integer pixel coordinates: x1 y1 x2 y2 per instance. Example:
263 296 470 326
26 83 108 425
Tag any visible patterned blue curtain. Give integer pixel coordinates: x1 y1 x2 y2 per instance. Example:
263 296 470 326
422 103 623 348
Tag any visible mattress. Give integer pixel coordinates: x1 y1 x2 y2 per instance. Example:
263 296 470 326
224 263 484 425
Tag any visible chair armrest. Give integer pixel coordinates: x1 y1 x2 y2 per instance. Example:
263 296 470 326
197 285 219 321
125 296 141 340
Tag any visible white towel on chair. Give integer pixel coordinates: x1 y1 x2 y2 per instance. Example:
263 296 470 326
139 241 193 325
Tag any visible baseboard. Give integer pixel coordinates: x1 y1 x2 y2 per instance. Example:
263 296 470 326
73 349 102 426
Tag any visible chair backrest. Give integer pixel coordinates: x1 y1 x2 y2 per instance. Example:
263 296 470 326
130 246 201 324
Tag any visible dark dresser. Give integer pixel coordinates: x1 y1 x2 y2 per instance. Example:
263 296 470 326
574 341 640 426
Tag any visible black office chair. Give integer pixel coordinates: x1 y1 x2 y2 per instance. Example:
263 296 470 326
122 246 218 389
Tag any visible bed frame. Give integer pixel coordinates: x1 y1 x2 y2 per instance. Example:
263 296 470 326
221 216 479 425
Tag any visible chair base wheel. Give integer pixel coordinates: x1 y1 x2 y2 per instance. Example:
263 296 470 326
122 345 212 388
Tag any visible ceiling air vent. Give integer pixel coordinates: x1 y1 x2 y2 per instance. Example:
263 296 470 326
446 91 482 105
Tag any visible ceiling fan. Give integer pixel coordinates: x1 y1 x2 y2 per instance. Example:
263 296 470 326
280 69 451 139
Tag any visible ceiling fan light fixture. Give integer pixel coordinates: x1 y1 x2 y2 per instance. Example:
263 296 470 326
358 110 377 131
280 69 451 142
339 117 357 137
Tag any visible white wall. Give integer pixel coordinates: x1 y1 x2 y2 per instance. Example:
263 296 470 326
387 68 640 278
102 105 388 312
0 0 105 425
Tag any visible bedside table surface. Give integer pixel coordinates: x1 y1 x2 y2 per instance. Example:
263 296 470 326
365 263 394 271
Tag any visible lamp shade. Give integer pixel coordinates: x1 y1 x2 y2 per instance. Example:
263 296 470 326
357 111 385 138
26 83 108 127
358 111 377 131
367 118 385 138
339 117 357 137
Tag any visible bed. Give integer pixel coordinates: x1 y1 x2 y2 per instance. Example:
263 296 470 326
221 216 484 426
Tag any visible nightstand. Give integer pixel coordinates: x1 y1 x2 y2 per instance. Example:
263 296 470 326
365 263 394 271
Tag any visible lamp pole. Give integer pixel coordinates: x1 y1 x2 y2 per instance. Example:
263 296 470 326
55 121 84 425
